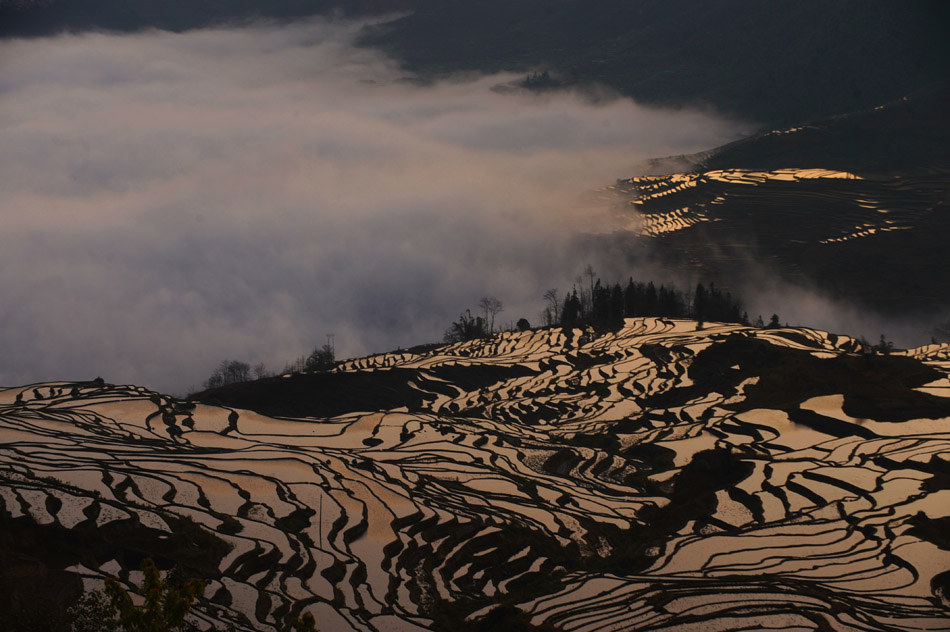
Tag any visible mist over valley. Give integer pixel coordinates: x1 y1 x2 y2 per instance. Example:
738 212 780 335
1 3 949 631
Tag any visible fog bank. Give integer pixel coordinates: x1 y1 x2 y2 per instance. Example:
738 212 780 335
0 19 746 393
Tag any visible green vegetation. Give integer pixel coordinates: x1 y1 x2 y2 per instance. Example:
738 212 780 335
292 612 318 632
0 495 232 632
64 558 204 632
67 558 322 632
104 558 204 632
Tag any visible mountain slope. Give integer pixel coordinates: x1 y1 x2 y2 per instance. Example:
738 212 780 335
360 0 950 126
0 0 419 37
612 88 950 316
2 318 949 630
4 1 947 128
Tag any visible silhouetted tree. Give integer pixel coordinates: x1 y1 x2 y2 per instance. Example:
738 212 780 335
694 282 708 328
445 309 486 342
305 343 335 371
644 282 658 316
582 264 596 317
516 318 531 331
478 296 504 333
542 289 560 326
561 289 582 328
657 284 685 318
203 360 251 389
609 283 625 328
552 271 746 331
767 314 781 329
874 334 894 354
524 70 557 89
591 279 610 327
623 278 639 317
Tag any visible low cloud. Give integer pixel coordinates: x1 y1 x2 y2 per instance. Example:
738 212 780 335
741 276 946 350
0 19 745 393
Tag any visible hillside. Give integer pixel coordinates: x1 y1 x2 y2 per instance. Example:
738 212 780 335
359 0 950 126
2 318 949 630
0 0 418 36
610 87 950 316
3 1 947 127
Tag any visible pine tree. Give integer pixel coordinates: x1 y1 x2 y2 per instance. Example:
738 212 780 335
561 289 581 327
694 282 708 328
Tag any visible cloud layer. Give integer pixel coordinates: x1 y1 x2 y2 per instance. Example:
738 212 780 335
0 20 745 393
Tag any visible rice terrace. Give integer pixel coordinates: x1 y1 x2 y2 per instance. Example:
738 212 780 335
1 1 948 630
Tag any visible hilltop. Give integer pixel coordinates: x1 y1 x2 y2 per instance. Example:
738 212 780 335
2 318 949 630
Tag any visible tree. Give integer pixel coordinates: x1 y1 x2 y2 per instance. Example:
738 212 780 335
542 289 560 326
874 334 894 354
71 560 320 632
516 318 531 331
293 611 319 632
103 558 204 632
305 343 335 371
69 590 119 632
445 309 486 342
609 283 625 328
560 289 582 328
591 279 610 327
623 278 639 317
643 282 658 316
767 314 781 329
583 265 596 318
693 282 708 328
552 272 747 329
203 360 251 389
478 296 504 333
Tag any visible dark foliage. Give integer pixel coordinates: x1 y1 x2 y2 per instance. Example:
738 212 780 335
0 503 230 632
202 360 252 390
445 309 488 343
304 344 336 371
559 276 744 331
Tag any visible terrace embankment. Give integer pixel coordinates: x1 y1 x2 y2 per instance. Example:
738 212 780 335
2 319 949 630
